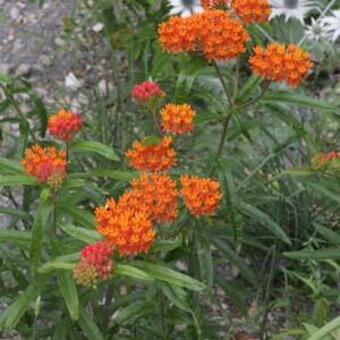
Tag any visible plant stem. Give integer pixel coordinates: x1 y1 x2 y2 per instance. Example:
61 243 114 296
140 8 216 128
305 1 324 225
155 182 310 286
212 61 233 108
66 142 70 172
159 289 168 339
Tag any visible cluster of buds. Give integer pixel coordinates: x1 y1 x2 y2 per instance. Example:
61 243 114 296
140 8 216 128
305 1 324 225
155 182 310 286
132 81 165 104
311 151 340 170
73 241 114 287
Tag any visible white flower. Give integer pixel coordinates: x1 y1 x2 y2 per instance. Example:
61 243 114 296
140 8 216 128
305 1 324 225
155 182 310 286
304 17 330 43
321 9 340 42
167 0 204 17
65 72 82 91
269 0 319 23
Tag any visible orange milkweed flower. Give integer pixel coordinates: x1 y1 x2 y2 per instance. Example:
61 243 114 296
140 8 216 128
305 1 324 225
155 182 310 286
21 145 67 186
232 0 271 25
96 198 155 256
126 136 176 172
158 10 248 61
249 43 313 88
180 175 222 217
130 173 179 224
158 15 203 54
199 10 249 61
73 241 114 287
160 103 196 135
48 109 83 142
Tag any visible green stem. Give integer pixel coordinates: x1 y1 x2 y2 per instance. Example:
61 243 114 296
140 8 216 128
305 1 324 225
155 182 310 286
159 290 168 339
66 142 70 172
212 61 233 108
51 192 59 257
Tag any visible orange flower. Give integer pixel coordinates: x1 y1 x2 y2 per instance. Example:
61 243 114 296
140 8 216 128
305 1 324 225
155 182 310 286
232 0 271 25
180 175 222 217
130 173 179 224
158 15 203 54
201 0 230 9
285 45 313 87
249 43 313 87
96 198 155 256
21 145 67 186
199 10 249 60
158 10 248 61
126 136 176 172
160 103 196 135
48 109 83 142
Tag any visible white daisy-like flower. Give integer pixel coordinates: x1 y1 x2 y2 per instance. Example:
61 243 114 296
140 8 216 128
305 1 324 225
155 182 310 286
304 18 330 43
167 0 204 17
320 9 340 42
269 0 319 24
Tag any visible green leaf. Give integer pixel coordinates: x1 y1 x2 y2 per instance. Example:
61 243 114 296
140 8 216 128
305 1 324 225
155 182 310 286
115 264 153 282
70 141 120 161
161 283 201 337
60 224 101 244
112 301 153 326
307 316 340 340
133 261 206 291
78 308 105 340
0 230 32 247
284 248 340 260
70 169 137 181
237 75 262 102
262 91 336 111
196 237 214 290
0 175 39 187
3 284 40 330
39 253 79 274
315 224 340 246
0 157 23 175
211 237 258 286
308 183 340 204
57 270 79 320
0 207 31 220
30 204 52 276
239 201 291 245
57 203 95 229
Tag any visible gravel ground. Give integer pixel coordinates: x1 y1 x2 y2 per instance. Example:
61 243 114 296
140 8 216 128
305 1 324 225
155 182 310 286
0 0 116 228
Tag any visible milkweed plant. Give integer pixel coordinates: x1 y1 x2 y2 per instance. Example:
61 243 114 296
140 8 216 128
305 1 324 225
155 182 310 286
0 0 339 339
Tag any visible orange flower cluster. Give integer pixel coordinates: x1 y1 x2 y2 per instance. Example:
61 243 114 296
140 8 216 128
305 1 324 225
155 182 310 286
158 15 203 54
311 151 340 170
48 109 83 142
180 175 222 217
96 198 155 256
158 10 249 61
160 104 196 135
202 0 230 9
21 145 67 186
73 241 114 287
130 174 179 224
249 44 313 87
126 136 176 172
232 0 271 25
